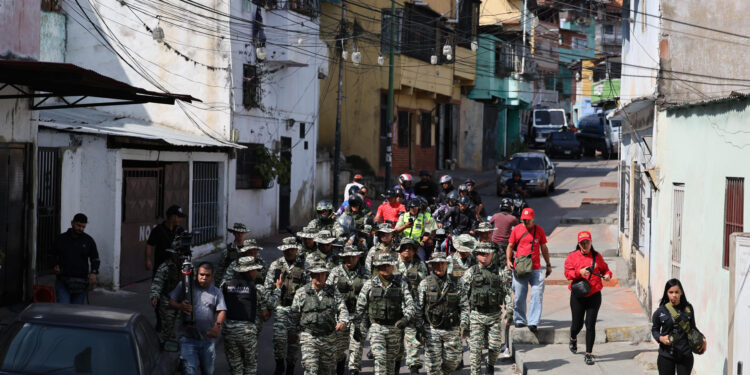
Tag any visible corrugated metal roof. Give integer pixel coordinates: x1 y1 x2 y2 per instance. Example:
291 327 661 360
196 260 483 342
38 108 240 148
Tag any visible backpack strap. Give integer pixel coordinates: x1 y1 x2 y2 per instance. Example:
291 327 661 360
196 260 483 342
664 303 693 334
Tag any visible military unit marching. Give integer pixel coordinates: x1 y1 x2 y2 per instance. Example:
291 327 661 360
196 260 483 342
150 192 516 375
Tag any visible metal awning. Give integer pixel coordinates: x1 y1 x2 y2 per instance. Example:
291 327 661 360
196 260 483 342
38 108 241 149
0 60 200 109
609 97 655 130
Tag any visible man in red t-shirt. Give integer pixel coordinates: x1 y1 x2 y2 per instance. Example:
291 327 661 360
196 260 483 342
374 189 406 227
505 208 551 333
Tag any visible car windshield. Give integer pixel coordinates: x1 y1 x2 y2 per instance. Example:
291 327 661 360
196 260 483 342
550 132 576 141
507 157 545 171
534 110 565 125
0 323 138 375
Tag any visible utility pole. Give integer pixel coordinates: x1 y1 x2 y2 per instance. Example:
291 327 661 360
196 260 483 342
384 0 396 192
333 3 346 206
521 0 527 75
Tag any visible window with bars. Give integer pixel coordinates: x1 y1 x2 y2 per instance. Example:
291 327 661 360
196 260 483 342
380 9 403 54
192 162 220 245
236 143 269 189
724 177 744 269
671 184 685 279
243 64 260 109
420 113 431 148
456 0 479 48
397 110 410 148
401 5 439 63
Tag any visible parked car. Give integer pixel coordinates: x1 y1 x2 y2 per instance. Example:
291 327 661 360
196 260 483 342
497 152 556 196
531 108 569 147
575 114 616 159
0 304 179 375
545 131 581 159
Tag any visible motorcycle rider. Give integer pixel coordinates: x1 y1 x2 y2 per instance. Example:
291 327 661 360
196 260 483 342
395 173 417 202
489 199 520 268
464 178 484 220
344 174 364 202
396 199 436 245
309 200 337 232
374 189 406 227
433 191 459 229
414 170 438 204
436 175 455 205
448 196 479 236
334 194 372 238
501 170 528 197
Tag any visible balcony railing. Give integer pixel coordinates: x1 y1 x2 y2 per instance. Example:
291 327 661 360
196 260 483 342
255 0 319 17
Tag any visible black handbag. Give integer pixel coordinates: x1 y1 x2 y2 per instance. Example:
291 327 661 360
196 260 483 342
571 250 597 298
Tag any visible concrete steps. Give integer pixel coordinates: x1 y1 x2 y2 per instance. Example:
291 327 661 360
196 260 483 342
513 342 658 375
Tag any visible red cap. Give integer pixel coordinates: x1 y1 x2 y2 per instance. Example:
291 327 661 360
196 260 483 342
520 208 534 220
577 231 592 243
353 174 363 180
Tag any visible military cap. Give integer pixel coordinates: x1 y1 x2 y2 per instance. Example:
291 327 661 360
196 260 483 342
453 234 477 253
341 245 364 257
398 237 420 251
375 223 395 234
314 230 336 244
234 256 264 272
297 225 318 239
228 222 251 233
277 236 300 251
373 252 398 267
426 251 451 264
240 238 262 252
475 222 496 233
308 261 329 274
473 242 495 254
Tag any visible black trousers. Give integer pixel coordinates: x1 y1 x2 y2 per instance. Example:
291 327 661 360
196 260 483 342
569 291 602 353
657 354 693 375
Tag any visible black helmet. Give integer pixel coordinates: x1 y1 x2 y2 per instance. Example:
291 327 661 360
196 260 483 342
393 187 404 197
458 184 469 192
418 196 429 208
500 198 513 212
447 191 459 204
348 185 361 197
512 170 522 178
382 188 397 198
464 178 476 185
458 195 471 206
348 194 363 207
407 199 421 209
419 170 430 177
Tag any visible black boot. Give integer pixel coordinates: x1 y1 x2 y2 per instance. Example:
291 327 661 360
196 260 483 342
336 360 345 375
486 363 495 374
410 365 420 374
285 360 295 375
274 359 285 375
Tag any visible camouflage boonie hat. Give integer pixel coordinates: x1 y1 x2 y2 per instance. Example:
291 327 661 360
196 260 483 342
373 252 398 267
228 222 251 233
297 225 318 239
308 261 329 274
240 238 262 252
475 222 496 233
426 251 451 264
398 237 419 251
278 236 300 251
314 230 336 244
473 242 495 254
234 256 264 272
363 224 373 233
454 234 477 253
375 223 395 234
341 245 364 257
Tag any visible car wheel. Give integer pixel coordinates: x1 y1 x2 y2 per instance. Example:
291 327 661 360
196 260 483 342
601 142 610 159
583 144 595 157
549 182 555 193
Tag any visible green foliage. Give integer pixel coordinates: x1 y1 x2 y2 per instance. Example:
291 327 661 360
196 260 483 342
254 146 291 188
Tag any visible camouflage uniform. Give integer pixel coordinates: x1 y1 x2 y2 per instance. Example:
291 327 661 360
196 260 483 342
354 253 416 375
223 257 280 375
149 256 180 340
296 225 319 260
326 247 369 373
394 239 429 371
217 223 252 286
307 217 336 234
222 239 266 287
459 243 514 375
289 262 349 375
264 238 308 370
304 230 341 271
416 252 464 375
333 206 373 238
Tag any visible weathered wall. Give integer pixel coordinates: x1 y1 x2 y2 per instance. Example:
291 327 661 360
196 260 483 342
651 98 750 375
40 11 66 62
619 0 659 103
0 94 37 144
0 0 40 59
480 0 521 26
458 96 483 171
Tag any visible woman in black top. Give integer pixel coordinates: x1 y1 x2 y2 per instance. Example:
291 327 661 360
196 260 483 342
651 279 707 375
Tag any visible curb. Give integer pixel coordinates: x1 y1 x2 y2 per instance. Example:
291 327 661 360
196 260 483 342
560 216 618 225
600 181 618 188
581 197 618 205
511 324 651 345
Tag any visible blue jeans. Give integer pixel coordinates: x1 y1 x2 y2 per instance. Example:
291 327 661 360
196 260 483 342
512 269 545 326
55 280 86 304
179 336 216 375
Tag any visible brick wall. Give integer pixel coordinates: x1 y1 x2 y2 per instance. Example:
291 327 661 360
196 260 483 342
390 144 436 177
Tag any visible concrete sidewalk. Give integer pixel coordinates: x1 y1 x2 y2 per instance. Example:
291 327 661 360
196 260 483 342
514 341 658 375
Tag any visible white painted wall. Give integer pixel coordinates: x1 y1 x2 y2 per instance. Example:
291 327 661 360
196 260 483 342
619 0 659 103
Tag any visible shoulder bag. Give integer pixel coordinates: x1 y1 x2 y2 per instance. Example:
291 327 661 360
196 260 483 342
570 250 597 298
514 227 536 279
665 303 705 354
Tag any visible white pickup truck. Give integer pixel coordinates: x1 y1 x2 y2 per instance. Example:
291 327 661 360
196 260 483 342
531 108 568 147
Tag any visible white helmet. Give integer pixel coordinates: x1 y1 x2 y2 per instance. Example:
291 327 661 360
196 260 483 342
439 175 452 184
398 173 413 184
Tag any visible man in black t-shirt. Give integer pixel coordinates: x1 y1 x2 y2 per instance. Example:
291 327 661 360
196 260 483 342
414 170 438 204
146 205 186 277
53 213 100 304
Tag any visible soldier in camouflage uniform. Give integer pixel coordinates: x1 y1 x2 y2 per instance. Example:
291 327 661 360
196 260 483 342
296 225 318 259
265 237 308 375
327 246 369 375
307 200 336 233
416 252 464 375
222 256 281 375
304 230 340 271
459 242 514 375
395 238 429 373
353 252 416 375
364 223 398 274
289 261 349 375
149 247 181 340
475 222 504 268
216 222 251 286
222 239 266 287
447 234 478 279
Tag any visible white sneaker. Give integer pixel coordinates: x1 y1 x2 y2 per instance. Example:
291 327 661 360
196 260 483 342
502 347 511 358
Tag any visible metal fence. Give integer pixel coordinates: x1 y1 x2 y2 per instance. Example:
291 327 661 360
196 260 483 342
192 162 220 245
620 161 630 234
632 164 642 251
671 185 685 279
724 177 744 268
37 148 59 274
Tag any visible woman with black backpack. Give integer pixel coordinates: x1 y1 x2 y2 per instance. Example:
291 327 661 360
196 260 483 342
563 231 613 365
652 279 707 375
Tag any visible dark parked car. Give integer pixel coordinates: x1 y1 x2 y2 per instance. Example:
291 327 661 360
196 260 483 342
0 304 179 375
576 114 615 159
545 131 581 159
497 152 556 196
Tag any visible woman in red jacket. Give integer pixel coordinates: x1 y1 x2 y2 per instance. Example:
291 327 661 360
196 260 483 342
564 231 613 365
